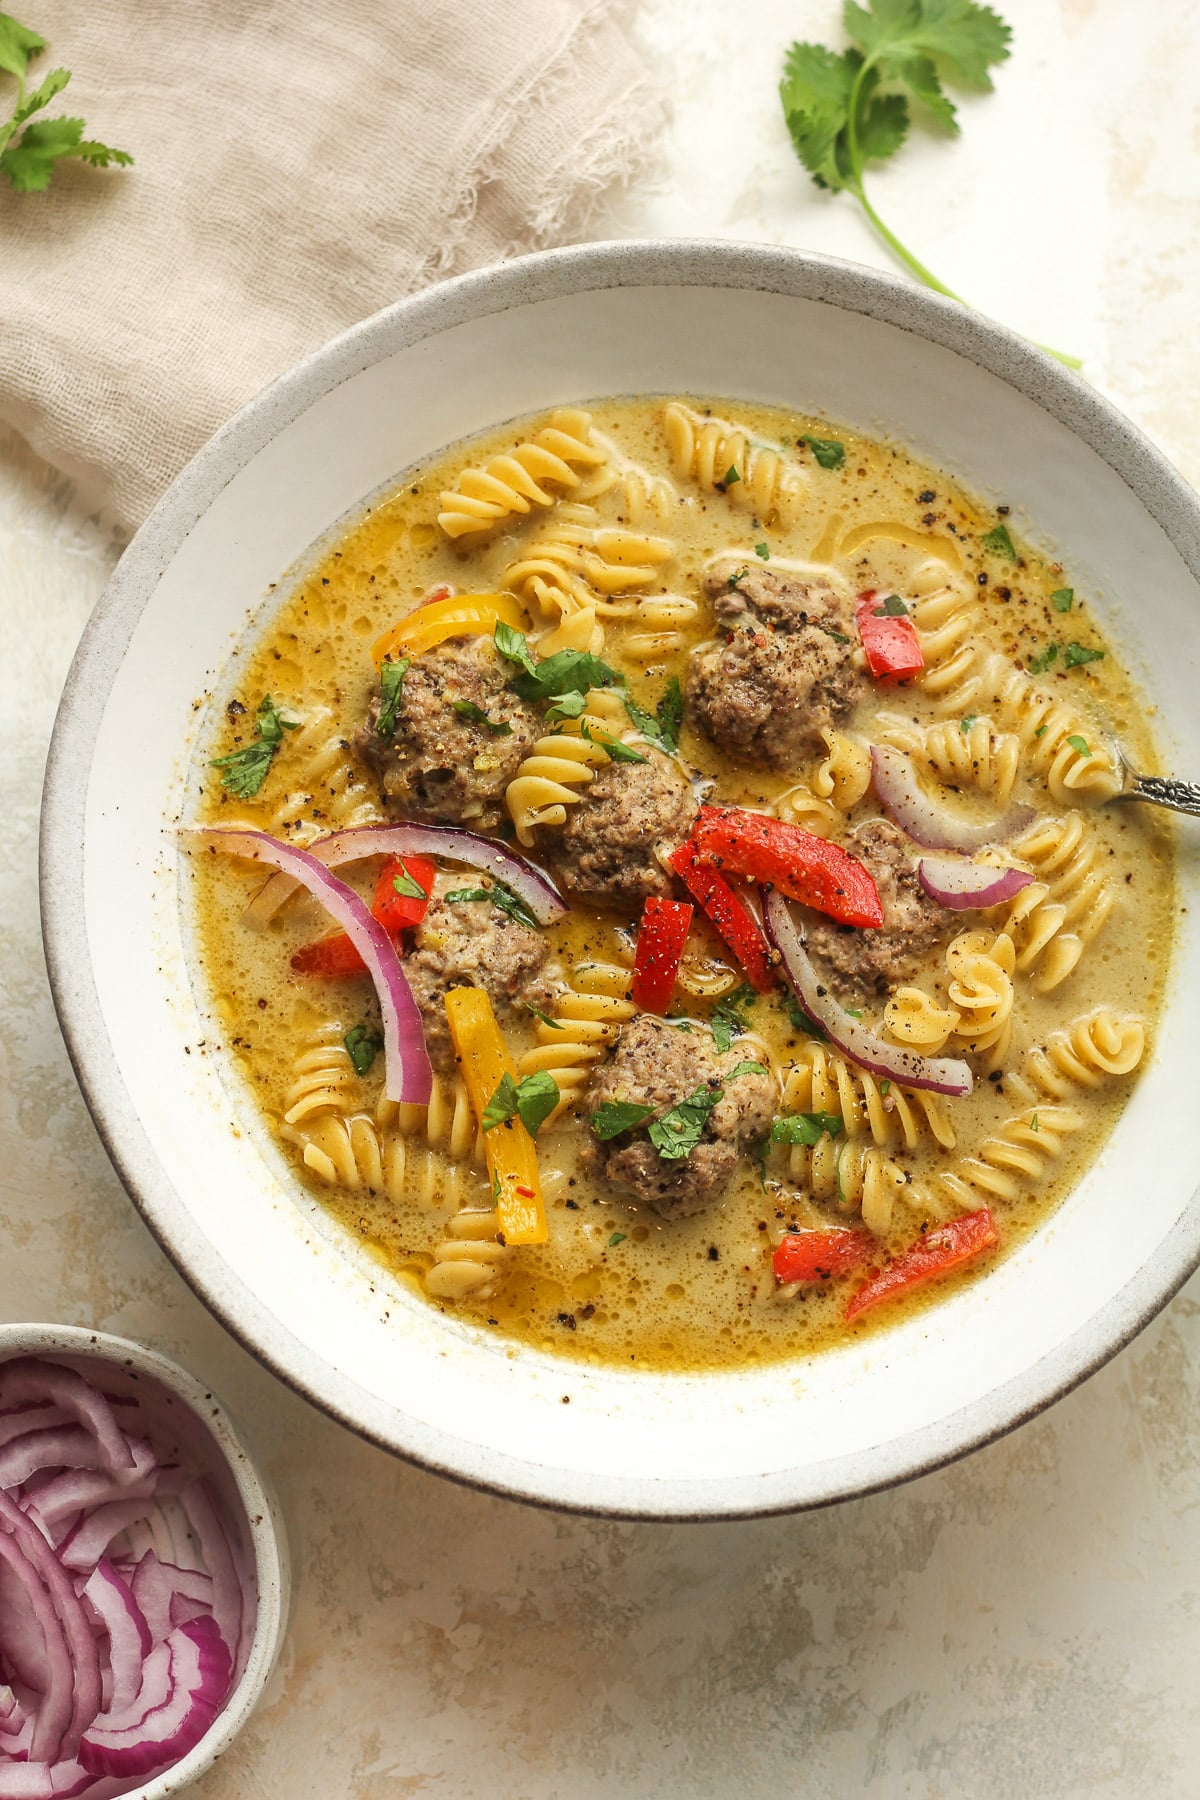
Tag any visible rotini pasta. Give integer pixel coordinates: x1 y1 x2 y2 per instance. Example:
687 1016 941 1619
935 1104 1085 1210
282 1113 487 1212
437 409 607 539
425 1208 510 1302
811 727 872 810
572 434 678 522
281 1023 360 1126
778 1135 909 1238
884 987 960 1055
377 1073 484 1167
516 963 637 1118
504 689 632 844
662 401 805 526
780 1042 957 1154
874 712 1021 802
999 814 1116 993
1008 1008 1146 1106
945 929 1016 1068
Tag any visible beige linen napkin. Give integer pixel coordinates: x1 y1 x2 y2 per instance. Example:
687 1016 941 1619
0 0 663 526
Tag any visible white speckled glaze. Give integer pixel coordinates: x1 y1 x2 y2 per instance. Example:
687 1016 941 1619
0 1324 288 1794
39 241 1200 1517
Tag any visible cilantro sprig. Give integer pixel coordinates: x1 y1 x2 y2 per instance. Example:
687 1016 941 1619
0 12 132 192
343 1024 383 1078
445 881 540 931
376 657 410 739
770 1111 844 1146
710 983 757 1054
590 1061 766 1163
482 1070 560 1138
494 621 624 706
623 677 683 754
779 2 1078 369
210 695 298 799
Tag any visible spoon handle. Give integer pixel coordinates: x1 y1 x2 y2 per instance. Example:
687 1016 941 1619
1115 773 1200 817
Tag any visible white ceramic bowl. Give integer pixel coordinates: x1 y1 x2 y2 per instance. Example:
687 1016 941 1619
41 241 1200 1519
0 1324 288 1794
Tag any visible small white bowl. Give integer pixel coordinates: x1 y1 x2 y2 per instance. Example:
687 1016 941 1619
40 240 1200 1518
0 1324 288 1797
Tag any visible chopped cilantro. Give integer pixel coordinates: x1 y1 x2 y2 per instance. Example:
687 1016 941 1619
444 883 540 930
1051 588 1075 613
648 1083 722 1160
960 714 978 733
608 1232 627 1247
343 1024 383 1077
545 692 588 724
1034 724 1048 738
723 464 742 486
377 657 410 739
591 1099 656 1140
770 1111 843 1146
780 993 826 1039
451 698 512 735
494 622 624 704
873 594 909 617
1063 642 1104 669
0 16 133 194
801 434 845 470
1030 1113 1039 1133
482 1070 560 1138
727 566 750 591
1029 643 1059 675
817 623 852 645
755 542 771 560
623 676 683 753
580 722 648 763
524 1002 565 1031
981 522 1017 559
710 983 757 1054
1066 734 1091 757
210 694 298 798
879 1079 891 1096
391 859 428 901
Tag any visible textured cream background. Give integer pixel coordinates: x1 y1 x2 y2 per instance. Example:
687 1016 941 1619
5 0 1200 1793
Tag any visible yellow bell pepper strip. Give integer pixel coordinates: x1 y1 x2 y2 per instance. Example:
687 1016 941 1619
445 986 547 1246
371 591 526 668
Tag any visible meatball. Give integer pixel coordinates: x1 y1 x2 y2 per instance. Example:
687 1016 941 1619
584 1013 774 1219
686 560 865 770
553 747 698 905
355 635 538 829
406 875 557 1071
803 818 952 1001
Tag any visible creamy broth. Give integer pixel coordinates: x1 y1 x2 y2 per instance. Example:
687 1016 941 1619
186 397 1174 1370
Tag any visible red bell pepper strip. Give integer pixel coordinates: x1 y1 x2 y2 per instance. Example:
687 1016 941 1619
668 842 776 992
844 1207 999 1322
693 807 884 929
630 897 694 1014
773 1227 876 1285
291 854 435 978
854 589 924 682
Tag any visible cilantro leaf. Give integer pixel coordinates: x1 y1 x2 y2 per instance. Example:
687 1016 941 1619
343 1024 383 1077
494 622 625 706
444 882 540 930
451 697 512 734
710 983 757 1054
647 1083 722 1161
591 1099 656 1141
0 18 132 191
524 1002 565 1030
493 620 538 679
482 1069 560 1138
579 721 647 764
779 4 1077 369
874 594 909 616
802 434 846 469
770 1111 844 1146
608 1232 627 1247
376 657 409 738
960 713 978 732
392 859 428 901
755 542 771 560
1051 588 1074 613
722 465 741 487
1029 643 1058 675
210 694 298 799
980 522 1017 559
545 691 588 724
1063 642 1104 669
1066 734 1091 757
623 676 683 754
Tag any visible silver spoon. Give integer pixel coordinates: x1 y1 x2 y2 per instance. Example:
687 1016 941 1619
1111 757 1200 817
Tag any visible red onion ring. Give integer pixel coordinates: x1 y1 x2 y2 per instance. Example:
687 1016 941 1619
871 745 1036 851
0 1364 135 1477
185 827 433 1104
761 886 973 1097
80 1618 231 1781
917 856 1034 910
246 819 568 927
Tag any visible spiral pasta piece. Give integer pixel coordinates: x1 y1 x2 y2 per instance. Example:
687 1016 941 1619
884 988 961 1055
782 1135 909 1237
600 593 701 662
505 689 633 844
505 512 674 612
780 1042 957 1153
437 409 607 538
282 1114 487 1211
281 1023 360 1126
516 963 637 1117
1008 1008 1146 1106
811 728 872 810
999 814 1116 993
377 1074 484 1167
572 435 678 522
425 1208 511 1302
945 930 1016 1068
874 712 1021 803
936 1104 1085 1209
662 402 806 526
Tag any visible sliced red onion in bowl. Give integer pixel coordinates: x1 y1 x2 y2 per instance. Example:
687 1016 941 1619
917 855 1034 910
184 827 432 1104
79 1617 231 1782
0 1364 135 1478
871 744 1036 851
761 886 973 1097
244 819 568 928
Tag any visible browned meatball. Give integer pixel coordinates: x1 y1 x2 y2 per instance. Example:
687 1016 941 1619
356 635 538 829
553 747 698 906
584 1013 774 1218
406 876 557 1072
686 561 865 770
803 818 952 1001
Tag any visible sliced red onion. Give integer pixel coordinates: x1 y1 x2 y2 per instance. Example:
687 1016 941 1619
918 856 1034 910
57 1500 164 1574
130 1553 212 1645
0 1762 95 1800
0 1531 72 1764
0 1490 101 1762
24 1438 158 1533
179 1485 243 1673
761 887 973 1097
246 819 568 927
81 1563 151 1718
0 1365 135 1478
186 826 432 1104
871 745 1035 851
0 1428 117 1492
79 1617 231 1781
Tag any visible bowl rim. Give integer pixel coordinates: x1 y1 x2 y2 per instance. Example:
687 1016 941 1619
40 237 1200 1520
0 1322 287 1795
